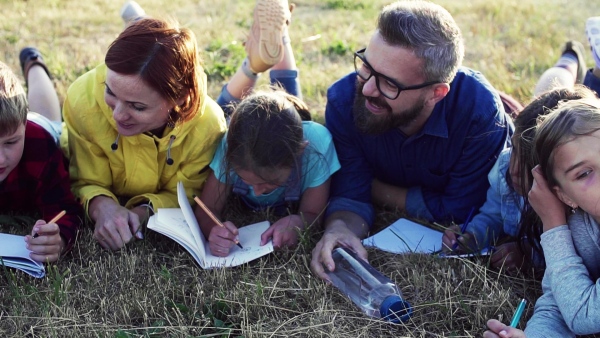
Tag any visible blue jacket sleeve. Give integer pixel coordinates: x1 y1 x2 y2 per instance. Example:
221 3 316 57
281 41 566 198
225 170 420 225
324 83 375 226
417 104 510 223
464 151 509 248
584 70 600 95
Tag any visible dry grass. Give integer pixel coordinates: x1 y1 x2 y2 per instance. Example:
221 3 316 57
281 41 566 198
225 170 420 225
2 0 600 337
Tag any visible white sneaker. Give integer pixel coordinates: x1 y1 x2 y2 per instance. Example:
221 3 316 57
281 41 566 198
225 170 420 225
586 17 600 68
120 1 146 24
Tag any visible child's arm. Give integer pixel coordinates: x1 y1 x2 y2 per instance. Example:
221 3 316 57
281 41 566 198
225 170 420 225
261 178 330 248
442 154 506 254
523 275 576 338
33 133 84 256
195 172 238 257
528 166 600 334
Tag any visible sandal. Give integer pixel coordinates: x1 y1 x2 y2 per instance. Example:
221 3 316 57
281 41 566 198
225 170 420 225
19 47 51 86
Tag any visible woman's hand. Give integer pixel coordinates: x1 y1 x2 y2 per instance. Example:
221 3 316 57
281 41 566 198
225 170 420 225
25 220 65 262
89 196 143 250
261 214 304 249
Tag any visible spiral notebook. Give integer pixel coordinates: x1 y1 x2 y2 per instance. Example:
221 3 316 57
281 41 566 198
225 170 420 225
0 233 45 278
147 182 274 269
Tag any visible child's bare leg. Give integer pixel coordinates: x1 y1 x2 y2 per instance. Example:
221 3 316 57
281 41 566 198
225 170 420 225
19 47 61 122
533 41 585 97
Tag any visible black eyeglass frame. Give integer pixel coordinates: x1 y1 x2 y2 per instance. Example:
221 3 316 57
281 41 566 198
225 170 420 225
353 48 439 100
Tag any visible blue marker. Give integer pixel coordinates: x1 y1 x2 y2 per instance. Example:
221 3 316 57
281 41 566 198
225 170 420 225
451 207 475 251
509 298 527 327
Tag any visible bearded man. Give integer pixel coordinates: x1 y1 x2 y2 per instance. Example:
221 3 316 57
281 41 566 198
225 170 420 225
311 0 513 280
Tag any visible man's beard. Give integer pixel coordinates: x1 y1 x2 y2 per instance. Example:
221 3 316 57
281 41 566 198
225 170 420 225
352 81 425 134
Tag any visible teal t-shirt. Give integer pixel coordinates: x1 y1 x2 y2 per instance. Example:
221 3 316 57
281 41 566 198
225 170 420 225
209 121 341 208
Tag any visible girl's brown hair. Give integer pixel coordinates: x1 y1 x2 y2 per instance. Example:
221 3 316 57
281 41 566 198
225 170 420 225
515 86 597 258
225 89 311 182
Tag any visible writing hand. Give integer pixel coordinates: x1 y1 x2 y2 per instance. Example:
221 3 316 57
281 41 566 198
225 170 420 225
442 225 475 254
25 220 65 262
208 221 239 257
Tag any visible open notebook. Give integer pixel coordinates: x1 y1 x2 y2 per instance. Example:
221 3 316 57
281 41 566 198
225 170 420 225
0 233 45 278
147 182 274 269
362 218 491 257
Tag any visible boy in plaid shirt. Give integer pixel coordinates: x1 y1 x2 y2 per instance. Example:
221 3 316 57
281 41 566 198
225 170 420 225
0 50 82 263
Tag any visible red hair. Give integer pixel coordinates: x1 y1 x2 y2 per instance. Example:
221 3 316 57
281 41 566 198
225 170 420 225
105 18 204 123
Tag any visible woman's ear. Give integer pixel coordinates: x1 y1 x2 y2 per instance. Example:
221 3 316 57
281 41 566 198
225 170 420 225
553 186 578 210
176 88 190 107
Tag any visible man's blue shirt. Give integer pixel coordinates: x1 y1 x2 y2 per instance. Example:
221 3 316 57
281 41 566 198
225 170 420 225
325 68 513 226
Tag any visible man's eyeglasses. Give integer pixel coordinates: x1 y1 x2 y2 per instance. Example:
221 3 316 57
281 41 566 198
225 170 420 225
353 48 439 100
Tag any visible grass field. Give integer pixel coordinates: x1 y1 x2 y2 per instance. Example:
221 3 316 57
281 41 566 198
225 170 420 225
2 0 600 337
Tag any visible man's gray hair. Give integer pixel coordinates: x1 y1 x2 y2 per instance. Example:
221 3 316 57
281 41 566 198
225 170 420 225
377 0 464 83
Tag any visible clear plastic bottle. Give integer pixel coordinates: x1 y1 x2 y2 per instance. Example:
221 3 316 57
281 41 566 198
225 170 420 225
326 247 412 323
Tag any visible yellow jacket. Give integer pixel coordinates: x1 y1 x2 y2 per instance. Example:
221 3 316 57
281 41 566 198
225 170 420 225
61 64 226 214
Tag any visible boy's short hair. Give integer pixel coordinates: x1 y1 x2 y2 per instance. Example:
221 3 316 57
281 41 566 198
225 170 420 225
0 61 28 137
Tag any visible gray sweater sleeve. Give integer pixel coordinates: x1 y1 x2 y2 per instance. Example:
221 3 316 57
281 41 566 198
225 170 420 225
525 216 600 336
524 226 574 338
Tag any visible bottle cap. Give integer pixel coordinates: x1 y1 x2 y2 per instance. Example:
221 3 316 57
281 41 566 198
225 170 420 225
380 295 412 323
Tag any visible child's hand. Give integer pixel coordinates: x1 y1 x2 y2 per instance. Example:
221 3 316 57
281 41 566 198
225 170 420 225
484 319 526 338
208 221 239 257
490 242 525 272
261 215 304 249
25 220 65 263
442 225 475 253
529 165 567 231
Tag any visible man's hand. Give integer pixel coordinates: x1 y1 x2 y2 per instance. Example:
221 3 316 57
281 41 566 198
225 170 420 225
310 221 368 281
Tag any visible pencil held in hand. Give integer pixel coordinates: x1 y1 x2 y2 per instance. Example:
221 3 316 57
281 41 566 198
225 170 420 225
192 195 243 249
33 210 66 238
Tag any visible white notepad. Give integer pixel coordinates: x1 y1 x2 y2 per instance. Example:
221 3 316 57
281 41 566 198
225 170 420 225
0 233 45 278
362 218 491 257
147 182 274 269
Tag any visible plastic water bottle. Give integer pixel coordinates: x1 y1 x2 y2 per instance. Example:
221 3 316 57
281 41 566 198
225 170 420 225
326 247 412 323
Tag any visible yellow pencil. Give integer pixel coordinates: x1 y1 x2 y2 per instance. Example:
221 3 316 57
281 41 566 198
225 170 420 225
33 210 66 238
192 195 243 249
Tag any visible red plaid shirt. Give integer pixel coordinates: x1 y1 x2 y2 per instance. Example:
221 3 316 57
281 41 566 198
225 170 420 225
0 121 83 251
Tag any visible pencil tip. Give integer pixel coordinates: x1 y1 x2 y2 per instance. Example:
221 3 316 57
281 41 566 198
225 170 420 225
237 242 244 249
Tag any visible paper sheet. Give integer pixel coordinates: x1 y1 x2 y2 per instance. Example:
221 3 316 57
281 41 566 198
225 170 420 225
0 233 45 278
362 218 491 257
147 182 274 269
